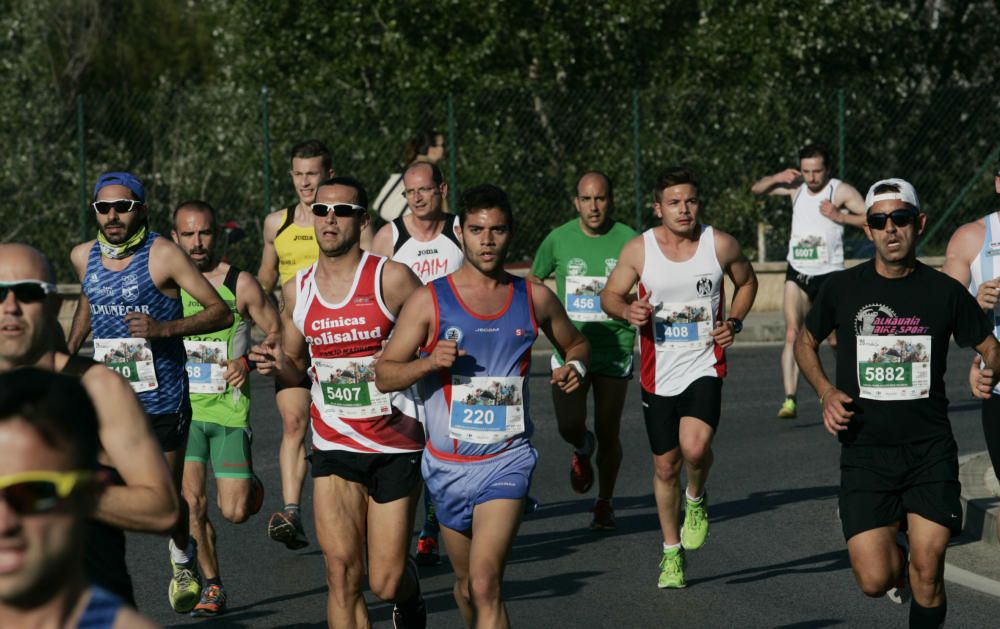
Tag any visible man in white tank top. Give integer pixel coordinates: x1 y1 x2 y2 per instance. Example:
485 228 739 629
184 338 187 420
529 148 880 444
602 167 757 589
752 143 865 419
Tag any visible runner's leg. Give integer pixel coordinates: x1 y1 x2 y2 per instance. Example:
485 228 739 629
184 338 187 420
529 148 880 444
781 280 809 399
592 375 628 500
652 448 684 545
182 460 217 579
468 498 523 629
276 387 310 506
314 474 369 629
678 417 715 500
845 524 903 597
906 513 949 609
440 526 474 627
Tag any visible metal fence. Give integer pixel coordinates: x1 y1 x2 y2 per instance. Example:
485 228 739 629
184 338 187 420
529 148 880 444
3 87 997 281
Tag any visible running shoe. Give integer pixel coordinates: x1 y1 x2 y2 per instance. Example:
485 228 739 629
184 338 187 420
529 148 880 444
590 499 616 531
777 398 797 418
168 540 202 613
657 547 686 589
570 431 595 494
415 534 441 567
249 474 264 516
392 558 427 629
267 508 309 550
886 531 911 605
680 494 709 550
191 583 227 617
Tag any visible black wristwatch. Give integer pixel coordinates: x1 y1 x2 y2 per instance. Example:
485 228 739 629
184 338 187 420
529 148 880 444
726 317 743 334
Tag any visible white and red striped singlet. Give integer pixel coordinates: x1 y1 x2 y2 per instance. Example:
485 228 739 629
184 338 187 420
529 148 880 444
292 253 424 453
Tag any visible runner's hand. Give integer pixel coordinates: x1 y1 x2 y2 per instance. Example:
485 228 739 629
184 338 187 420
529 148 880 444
972 356 996 399
427 340 464 369
371 339 389 363
626 296 653 327
221 358 248 389
551 363 583 393
821 388 854 436
976 278 1000 310
710 320 735 348
819 199 839 222
124 312 163 338
774 168 802 185
249 340 284 377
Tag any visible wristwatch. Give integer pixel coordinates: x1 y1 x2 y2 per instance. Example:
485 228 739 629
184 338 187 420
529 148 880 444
726 318 743 334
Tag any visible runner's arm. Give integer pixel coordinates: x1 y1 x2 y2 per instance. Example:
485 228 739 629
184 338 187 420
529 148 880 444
532 282 590 393
83 366 178 532
256 211 281 293
825 183 866 228
66 242 93 354
249 278 308 385
942 222 985 306
750 168 800 196
370 222 395 257
973 335 1000 399
600 235 650 326
711 231 758 347
379 260 422 316
237 270 281 345
374 286 441 391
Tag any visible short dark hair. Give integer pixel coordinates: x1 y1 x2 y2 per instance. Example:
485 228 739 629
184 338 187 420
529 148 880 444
578 171 614 199
653 167 699 202
290 139 333 173
458 183 513 229
0 368 99 470
172 200 217 231
798 143 832 168
404 162 445 187
404 128 442 165
317 176 369 210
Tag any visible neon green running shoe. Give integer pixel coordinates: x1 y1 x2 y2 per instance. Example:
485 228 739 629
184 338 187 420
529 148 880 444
168 540 202 613
657 547 686 589
680 495 709 550
777 398 797 418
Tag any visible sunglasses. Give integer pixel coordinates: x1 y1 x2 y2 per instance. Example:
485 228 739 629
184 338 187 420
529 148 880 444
866 209 918 230
0 280 57 303
310 202 366 218
0 470 93 516
92 199 143 214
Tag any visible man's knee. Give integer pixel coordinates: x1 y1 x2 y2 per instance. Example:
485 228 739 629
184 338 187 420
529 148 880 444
323 555 364 598
368 565 404 602
653 451 683 483
280 412 308 437
184 490 208 522
853 566 893 598
468 570 502 607
909 547 944 592
219 497 250 524
679 439 712 468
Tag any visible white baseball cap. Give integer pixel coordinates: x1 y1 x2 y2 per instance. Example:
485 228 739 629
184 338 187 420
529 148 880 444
865 178 920 211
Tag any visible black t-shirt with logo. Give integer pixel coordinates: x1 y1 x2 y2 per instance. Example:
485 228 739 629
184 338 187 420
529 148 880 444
805 260 992 446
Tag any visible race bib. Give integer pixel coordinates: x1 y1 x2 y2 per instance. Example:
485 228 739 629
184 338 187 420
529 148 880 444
856 335 931 400
449 376 525 444
790 234 828 265
653 300 713 350
565 275 608 322
313 356 391 419
93 338 158 392
183 340 228 394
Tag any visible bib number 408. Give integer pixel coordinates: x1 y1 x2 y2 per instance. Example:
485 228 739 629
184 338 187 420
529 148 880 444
462 408 495 425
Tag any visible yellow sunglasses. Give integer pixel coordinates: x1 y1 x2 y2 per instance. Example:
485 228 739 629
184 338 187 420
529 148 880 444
0 470 94 515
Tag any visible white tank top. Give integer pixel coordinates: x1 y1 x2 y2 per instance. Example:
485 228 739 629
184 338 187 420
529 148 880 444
969 212 1000 394
637 226 726 396
391 214 464 283
786 178 845 276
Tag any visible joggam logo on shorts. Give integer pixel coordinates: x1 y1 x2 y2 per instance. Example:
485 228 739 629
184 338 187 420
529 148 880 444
854 303 929 335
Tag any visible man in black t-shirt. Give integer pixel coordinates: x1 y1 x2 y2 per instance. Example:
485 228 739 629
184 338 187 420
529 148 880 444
794 178 1000 629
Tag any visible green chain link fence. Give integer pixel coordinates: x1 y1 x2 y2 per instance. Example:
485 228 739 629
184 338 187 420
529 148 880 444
3 86 997 282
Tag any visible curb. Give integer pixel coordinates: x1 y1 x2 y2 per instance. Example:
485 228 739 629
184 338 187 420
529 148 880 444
958 452 1000 547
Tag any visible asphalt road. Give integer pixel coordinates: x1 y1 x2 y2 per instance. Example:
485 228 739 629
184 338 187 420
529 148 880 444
127 343 1000 628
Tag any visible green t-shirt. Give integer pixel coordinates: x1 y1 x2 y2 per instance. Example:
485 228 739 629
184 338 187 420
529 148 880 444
181 266 251 427
531 218 637 360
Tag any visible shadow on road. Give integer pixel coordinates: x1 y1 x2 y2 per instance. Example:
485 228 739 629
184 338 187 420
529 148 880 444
773 620 845 628
711 486 839 524
689 549 850 587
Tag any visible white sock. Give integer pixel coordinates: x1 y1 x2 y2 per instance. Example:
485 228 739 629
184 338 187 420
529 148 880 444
686 489 703 503
169 539 194 564
662 542 681 552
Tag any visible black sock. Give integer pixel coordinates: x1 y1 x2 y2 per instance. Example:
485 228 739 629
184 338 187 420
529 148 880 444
909 598 946 629
786 394 796 402
206 577 222 587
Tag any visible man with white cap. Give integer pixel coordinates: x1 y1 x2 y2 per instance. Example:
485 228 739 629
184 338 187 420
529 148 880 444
795 178 1000 628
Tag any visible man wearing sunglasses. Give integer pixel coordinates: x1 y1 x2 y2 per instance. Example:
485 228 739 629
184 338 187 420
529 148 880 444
0 243 177 607
171 200 280 617
795 178 1000 629
371 161 464 566
752 144 867 419
250 176 428 629
67 171 234 614
0 368 157 628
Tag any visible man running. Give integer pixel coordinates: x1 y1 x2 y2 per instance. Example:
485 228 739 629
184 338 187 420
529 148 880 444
251 176 427 628
371 161 464 566
376 183 590 628
795 178 1000 628
67 171 233 613
172 200 280 617
752 143 865 418
0 243 177 606
527 171 637 530
601 167 757 588
0 368 157 629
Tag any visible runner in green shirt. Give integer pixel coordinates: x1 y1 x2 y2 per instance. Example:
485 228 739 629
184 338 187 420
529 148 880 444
172 201 280 617
528 171 637 530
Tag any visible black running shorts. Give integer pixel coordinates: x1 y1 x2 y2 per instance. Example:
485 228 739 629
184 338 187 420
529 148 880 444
785 266 835 303
310 449 423 504
149 405 192 453
641 377 722 455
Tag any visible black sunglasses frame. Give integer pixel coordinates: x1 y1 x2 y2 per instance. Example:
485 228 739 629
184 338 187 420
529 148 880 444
866 209 919 230
0 281 56 303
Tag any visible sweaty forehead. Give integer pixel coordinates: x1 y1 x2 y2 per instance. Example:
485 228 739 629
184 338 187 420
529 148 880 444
316 184 359 204
0 244 52 282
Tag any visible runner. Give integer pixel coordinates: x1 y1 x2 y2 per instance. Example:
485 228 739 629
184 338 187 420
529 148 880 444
794 178 1000 628
371 161 463 566
66 172 234 613
601 167 757 588
752 143 865 418
528 170 637 530
257 139 333 550
0 369 157 629
375 183 590 628
250 176 427 628
172 200 280 617
0 243 177 606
